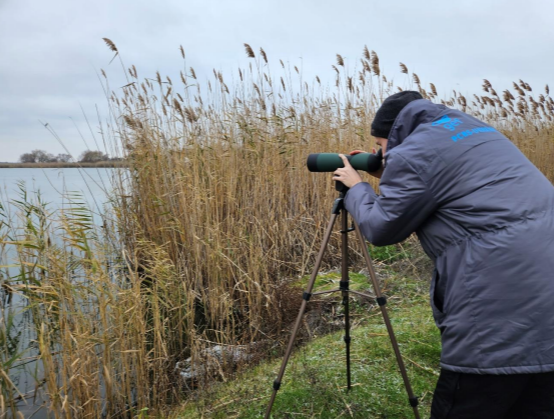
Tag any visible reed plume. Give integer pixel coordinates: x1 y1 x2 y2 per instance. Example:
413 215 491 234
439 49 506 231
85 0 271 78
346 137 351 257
244 43 255 58
260 47 268 63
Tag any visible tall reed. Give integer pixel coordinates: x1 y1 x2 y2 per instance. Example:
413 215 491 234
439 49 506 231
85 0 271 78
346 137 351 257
1 43 553 418
109 42 554 354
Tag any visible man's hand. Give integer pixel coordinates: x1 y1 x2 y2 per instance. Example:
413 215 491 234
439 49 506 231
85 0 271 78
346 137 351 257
333 154 363 188
350 148 384 179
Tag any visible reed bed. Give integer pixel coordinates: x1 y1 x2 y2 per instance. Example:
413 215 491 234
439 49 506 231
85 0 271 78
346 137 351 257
1 42 554 418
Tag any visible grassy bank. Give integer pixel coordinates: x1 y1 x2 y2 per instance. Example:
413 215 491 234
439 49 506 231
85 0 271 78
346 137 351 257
174 272 440 419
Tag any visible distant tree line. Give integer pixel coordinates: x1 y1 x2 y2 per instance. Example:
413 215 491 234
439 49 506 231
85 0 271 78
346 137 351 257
19 149 119 163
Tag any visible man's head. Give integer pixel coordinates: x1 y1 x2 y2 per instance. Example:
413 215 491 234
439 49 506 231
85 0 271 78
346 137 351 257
371 91 423 142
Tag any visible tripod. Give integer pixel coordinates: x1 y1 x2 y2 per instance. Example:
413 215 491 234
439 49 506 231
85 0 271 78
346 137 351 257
264 183 420 419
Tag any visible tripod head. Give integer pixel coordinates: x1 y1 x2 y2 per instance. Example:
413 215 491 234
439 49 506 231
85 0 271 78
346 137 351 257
335 180 349 195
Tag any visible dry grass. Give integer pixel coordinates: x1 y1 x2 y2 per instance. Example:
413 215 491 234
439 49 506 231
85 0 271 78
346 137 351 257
1 42 553 418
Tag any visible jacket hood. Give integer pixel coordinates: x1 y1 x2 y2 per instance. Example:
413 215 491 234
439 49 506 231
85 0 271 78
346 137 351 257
386 99 449 153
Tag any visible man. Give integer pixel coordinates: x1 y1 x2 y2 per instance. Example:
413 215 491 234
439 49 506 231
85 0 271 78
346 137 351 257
332 91 554 418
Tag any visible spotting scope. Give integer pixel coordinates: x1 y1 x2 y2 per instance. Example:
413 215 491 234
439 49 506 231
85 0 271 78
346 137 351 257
306 149 383 173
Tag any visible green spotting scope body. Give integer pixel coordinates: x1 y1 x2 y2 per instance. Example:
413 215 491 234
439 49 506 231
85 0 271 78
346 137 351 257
307 149 383 173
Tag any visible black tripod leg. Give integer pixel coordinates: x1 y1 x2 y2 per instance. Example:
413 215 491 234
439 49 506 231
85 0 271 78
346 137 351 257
264 212 340 419
352 219 421 419
340 208 352 390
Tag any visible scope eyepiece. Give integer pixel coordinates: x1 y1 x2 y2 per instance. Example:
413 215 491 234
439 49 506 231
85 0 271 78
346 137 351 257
306 149 383 173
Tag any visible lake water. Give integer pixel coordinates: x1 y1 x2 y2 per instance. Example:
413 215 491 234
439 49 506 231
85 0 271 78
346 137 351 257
0 167 116 216
0 168 117 418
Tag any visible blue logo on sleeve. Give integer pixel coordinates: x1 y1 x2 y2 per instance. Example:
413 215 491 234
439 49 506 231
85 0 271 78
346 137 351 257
432 114 498 142
451 127 497 142
432 115 463 131
432 115 451 126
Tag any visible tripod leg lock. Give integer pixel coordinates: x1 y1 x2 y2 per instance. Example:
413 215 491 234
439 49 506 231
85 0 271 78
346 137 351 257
409 397 419 407
273 380 281 391
376 296 387 306
303 292 312 301
332 197 344 214
339 281 349 291
344 336 351 344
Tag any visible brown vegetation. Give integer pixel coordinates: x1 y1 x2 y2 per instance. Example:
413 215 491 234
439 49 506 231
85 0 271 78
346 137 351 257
1 41 553 418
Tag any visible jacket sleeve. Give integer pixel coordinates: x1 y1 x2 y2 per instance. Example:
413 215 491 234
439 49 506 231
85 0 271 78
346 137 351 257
344 151 437 246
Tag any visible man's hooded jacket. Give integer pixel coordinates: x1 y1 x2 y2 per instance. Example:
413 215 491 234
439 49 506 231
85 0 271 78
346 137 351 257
345 99 554 374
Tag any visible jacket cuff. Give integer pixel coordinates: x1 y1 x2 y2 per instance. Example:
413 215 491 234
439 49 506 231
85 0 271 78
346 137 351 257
344 182 377 214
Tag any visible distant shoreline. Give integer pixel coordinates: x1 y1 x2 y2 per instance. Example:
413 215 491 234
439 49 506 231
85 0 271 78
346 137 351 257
0 161 127 168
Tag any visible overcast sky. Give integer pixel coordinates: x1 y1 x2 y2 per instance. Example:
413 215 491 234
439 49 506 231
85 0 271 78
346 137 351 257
1 0 552 162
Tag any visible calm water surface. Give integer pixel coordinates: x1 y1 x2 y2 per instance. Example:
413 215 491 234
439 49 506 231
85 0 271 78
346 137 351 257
0 168 117 418
0 167 115 213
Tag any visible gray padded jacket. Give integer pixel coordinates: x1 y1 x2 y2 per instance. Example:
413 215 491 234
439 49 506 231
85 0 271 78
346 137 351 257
344 99 554 374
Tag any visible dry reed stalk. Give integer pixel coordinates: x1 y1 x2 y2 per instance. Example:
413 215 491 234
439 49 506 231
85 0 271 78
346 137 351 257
109 42 554 365
2 44 554 418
